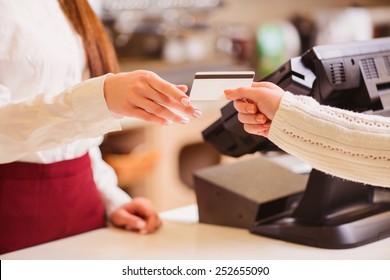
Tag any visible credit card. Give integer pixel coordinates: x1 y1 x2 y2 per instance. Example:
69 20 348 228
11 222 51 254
189 71 255 101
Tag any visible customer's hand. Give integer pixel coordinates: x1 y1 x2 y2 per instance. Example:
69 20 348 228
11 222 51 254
110 197 162 234
224 82 285 137
104 70 202 125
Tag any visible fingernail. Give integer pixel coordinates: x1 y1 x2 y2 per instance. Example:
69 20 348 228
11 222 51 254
181 116 190 124
136 220 146 229
181 97 190 106
248 105 257 114
256 115 266 123
193 109 202 118
165 120 173 126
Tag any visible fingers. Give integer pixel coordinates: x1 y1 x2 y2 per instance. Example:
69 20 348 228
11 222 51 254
111 208 149 233
127 75 198 124
229 94 271 138
110 198 162 234
146 71 188 102
125 198 161 234
244 123 271 138
233 99 270 126
126 92 191 125
124 105 174 126
225 86 270 103
176 84 188 93
141 72 201 118
225 81 284 120
237 111 271 138
238 112 268 125
104 71 202 125
233 99 258 114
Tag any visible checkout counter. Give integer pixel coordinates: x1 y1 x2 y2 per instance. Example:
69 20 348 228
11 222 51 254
1 204 390 260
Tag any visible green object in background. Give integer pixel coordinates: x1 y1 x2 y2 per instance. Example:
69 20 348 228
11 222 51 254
256 23 287 78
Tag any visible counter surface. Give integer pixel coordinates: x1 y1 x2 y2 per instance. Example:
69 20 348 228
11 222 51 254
1 205 390 260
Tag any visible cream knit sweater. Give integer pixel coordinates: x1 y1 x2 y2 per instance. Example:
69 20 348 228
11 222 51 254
268 92 390 188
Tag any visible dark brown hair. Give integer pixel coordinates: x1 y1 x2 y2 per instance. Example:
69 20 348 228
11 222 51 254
58 0 119 77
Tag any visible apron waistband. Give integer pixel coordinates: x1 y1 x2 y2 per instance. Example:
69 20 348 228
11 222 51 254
0 153 91 179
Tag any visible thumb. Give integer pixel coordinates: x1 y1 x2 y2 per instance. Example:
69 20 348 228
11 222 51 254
224 87 265 101
252 81 281 89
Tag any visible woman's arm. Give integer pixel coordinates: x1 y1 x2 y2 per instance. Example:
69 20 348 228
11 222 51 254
0 75 121 163
0 70 202 164
225 82 390 188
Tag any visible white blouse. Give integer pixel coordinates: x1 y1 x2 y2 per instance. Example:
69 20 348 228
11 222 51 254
269 92 390 188
0 0 130 215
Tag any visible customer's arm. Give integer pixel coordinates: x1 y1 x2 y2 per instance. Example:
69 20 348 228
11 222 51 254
225 82 390 188
269 92 390 188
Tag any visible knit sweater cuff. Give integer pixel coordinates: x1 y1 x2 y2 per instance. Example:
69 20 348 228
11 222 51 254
268 92 390 187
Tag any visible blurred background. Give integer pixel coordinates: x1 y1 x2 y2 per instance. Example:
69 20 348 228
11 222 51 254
96 0 390 211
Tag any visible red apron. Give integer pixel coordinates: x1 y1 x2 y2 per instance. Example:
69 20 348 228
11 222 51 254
0 153 106 254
